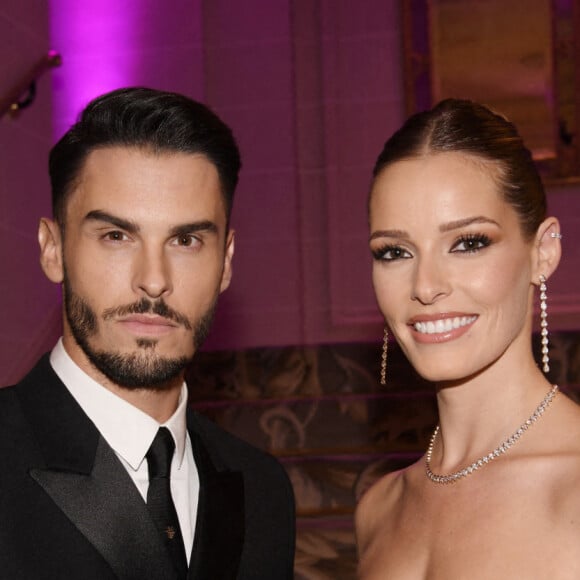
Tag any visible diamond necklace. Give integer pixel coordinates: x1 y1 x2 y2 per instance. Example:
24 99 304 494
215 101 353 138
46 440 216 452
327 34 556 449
425 384 559 484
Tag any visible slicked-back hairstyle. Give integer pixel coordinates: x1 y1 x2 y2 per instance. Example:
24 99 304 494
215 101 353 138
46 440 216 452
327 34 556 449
49 87 241 229
372 98 546 240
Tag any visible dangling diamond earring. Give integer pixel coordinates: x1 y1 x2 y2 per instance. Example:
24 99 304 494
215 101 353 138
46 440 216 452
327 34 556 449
539 275 550 373
380 327 388 385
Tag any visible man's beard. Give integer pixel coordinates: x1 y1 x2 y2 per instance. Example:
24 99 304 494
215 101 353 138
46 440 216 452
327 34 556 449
63 275 216 390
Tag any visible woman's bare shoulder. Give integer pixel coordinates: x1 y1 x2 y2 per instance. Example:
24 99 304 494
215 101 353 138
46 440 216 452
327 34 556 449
525 393 580 515
356 469 399 516
549 392 580 454
355 470 398 553
355 460 423 547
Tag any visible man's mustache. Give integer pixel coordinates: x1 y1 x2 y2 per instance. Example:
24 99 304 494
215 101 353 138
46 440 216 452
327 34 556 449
102 298 193 331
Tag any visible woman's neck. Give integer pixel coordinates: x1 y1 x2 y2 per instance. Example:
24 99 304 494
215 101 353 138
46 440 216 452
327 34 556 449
430 353 553 473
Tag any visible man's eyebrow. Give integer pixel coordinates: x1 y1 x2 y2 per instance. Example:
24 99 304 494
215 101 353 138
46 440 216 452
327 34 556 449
83 212 219 238
84 210 139 234
439 216 500 232
369 229 409 241
169 221 218 238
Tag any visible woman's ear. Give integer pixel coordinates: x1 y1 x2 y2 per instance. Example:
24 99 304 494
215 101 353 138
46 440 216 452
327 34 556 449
532 217 562 283
38 218 64 283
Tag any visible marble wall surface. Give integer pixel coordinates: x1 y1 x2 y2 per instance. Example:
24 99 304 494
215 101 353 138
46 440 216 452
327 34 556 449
188 330 580 578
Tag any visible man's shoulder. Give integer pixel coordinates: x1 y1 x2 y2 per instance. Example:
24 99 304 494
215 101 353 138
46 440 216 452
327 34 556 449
0 358 56 460
189 410 283 467
0 381 23 421
189 411 276 462
0 355 52 416
0 354 61 416
2 353 54 390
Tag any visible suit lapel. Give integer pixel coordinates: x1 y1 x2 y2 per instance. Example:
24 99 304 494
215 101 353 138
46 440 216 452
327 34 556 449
31 437 177 580
187 413 245 580
18 357 177 580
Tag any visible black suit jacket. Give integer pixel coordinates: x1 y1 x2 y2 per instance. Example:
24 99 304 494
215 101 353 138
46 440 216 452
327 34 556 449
0 355 295 579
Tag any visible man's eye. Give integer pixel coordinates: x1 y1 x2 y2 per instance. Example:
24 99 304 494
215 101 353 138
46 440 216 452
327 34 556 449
175 235 200 247
104 231 127 241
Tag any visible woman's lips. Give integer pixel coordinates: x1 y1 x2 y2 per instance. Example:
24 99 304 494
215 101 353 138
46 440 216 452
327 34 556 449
408 314 478 343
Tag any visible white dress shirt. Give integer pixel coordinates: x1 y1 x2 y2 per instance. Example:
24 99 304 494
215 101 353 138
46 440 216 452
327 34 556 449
50 339 199 562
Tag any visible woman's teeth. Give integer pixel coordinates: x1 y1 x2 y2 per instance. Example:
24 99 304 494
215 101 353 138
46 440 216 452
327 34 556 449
413 316 477 335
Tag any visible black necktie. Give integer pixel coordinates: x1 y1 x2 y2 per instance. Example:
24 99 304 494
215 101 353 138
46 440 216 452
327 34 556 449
146 427 188 578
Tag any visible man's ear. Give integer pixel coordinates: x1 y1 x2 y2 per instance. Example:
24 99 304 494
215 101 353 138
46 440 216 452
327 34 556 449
38 218 64 283
219 229 235 293
532 217 562 283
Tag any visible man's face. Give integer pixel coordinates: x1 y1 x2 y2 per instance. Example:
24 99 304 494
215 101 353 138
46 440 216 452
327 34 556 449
41 146 233 390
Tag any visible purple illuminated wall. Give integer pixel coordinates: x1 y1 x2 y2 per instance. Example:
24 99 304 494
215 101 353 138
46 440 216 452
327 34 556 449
0 2 60 385
49 0 204 140
2 0 580 387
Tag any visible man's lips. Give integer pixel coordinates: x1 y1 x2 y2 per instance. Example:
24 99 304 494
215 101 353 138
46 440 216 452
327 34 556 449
117 315 179 336
408 313 478 343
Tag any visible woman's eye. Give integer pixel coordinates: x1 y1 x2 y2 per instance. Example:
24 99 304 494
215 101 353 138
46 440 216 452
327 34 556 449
451 234 491 253
372 245 412 261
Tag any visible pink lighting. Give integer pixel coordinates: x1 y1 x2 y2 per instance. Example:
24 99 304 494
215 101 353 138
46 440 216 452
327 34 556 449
49 0 140 140
48 0 205 142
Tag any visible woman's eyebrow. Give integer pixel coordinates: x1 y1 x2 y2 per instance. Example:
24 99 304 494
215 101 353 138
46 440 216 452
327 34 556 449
439 216 500 232
369 229 409 241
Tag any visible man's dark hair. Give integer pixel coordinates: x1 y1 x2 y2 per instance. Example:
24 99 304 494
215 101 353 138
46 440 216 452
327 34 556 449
49 87 241 228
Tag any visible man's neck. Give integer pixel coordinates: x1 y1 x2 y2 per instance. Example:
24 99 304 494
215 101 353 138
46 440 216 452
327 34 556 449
101 380 184 423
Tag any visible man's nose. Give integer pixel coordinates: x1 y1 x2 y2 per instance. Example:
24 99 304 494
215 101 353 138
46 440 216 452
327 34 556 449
132 245 172 299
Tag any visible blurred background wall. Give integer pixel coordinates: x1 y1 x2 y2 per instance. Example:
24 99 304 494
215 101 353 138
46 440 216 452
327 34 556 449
3 1 580 383
1 1 579 577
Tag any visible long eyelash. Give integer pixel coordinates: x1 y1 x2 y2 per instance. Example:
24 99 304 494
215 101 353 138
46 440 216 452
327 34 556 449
459 233 491 244
456 233 492 251
371 244 402 260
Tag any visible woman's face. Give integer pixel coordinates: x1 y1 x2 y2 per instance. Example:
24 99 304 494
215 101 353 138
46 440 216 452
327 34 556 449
369 152 537 382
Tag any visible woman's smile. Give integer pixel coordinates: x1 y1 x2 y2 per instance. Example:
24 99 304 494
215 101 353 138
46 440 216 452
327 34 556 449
409 314 478 343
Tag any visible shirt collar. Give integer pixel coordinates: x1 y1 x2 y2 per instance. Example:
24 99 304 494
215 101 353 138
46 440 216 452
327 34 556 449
49 338 188 471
